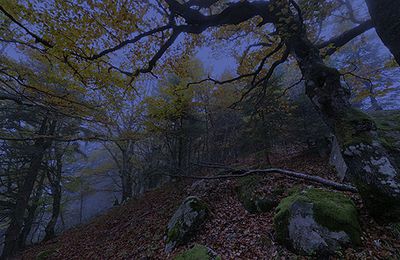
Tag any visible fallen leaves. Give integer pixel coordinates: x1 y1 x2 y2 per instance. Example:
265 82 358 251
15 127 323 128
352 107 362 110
18 154 400 259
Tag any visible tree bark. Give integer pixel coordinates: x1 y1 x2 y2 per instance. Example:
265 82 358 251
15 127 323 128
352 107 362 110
17 172 46 248
44 145 63 241
365 0 400 65
2 118 57 259
121 149 133 202
270 0 400 222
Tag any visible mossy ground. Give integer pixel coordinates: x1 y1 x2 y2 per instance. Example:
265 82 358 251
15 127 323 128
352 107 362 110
236 175 261 213
236 175 280 213
274 188 361 245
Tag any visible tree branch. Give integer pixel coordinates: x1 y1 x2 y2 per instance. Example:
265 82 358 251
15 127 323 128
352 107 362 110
166 0 273 28
167 167 358 193
84 25 172 60
317 19 373 56
133 29 182 77
0 5 53 48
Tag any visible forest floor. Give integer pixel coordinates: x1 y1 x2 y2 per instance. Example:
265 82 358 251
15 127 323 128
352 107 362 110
18 153 400 259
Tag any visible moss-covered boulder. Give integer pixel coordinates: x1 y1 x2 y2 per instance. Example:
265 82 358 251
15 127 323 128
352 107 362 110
236 175 281 213
174 245 221 260
333 109 400 222
370 110 400 168
274 188 361 256
165 196 208 253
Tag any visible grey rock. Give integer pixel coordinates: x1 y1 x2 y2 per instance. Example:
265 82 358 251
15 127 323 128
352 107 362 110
274 188 361 256
288 201 350 255
329 135 348 181
165 196 208 253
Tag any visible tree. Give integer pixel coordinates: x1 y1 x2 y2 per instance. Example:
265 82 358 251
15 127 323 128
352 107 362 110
0 54 86 257
365 0 400 65
145 58 206 172
0 0 398 235
1 114 56 258
101 104 144 202
331 33 395 110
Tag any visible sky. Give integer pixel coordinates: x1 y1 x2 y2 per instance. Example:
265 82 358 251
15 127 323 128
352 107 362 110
196 46 236 77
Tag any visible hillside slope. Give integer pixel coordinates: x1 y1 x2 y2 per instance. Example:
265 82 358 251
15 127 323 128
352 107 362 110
19 155 400 259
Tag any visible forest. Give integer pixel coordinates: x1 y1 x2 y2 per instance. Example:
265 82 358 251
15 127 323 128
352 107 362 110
0 0 399 259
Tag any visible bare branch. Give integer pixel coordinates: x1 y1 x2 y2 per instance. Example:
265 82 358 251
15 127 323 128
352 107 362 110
317 20 373 56
186 42 284 90
0 135 137 142
276 77 305 99
240 42 272 66
84 25 172 60
0 5 53 48
166 167 358 193
231 47 290 107
132 29 182 78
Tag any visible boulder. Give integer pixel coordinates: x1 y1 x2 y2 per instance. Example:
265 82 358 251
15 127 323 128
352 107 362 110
274 188 361 256
165 196 208 253
174 244 220 260
236 175 281 213
370 110 400 169
329 135 348 181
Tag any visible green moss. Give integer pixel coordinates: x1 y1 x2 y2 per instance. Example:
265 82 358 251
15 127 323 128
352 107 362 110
237 176 280 213
369 110 400 131
369 110 400 168
189 199 208 213
287 186 301 195
174 245 220 260
255 198 278 212
304 189 361 245
167 221 182 243
274 191 308 243
274 188 361 245
236 176 261 213
334 108 376 147
35 248 57 260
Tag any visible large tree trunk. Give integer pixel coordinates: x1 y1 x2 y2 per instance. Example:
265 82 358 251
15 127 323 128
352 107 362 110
121 150 133 202
365 0 400 65
17 172 46 248
1 118 56 259
271 0 400 222
44 145 63 241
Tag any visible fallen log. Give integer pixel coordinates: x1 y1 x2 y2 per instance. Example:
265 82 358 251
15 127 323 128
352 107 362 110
165 166 358 193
